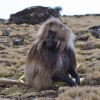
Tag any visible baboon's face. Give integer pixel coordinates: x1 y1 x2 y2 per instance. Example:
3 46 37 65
45 30 57 50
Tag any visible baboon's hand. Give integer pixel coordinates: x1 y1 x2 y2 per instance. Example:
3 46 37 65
76 76 80 85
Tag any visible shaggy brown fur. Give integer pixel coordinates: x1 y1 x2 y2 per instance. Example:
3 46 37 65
24 18 76 90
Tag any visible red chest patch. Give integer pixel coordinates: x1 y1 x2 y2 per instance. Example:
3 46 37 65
61 53 64 58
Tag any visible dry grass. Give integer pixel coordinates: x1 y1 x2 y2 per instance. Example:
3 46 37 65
0 66 14 77
57 86 100 100
75 41 87 49
0 15 100 99
61 16 100 33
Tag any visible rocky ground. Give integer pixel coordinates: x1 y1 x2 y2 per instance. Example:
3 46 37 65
0 15 100 100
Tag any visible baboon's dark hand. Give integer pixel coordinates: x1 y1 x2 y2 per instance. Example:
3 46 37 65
76 76 80 85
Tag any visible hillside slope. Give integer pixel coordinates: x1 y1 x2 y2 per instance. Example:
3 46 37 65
0 15 100 100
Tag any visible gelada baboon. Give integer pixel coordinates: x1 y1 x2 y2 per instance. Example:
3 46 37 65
24 18 80 90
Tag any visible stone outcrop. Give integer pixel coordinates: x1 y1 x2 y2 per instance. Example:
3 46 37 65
2 28 12 36
9 6 59 24
89 25 100 38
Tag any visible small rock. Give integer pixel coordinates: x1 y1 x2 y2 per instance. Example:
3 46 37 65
3 42 10 47
12 38 24 45
86 42 95 50
89 25 100 38
2 28 12 36
76 35 89 41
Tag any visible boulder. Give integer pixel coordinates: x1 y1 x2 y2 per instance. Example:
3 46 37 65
76 33 89 41
86 42 95 50
12 38 24 45
89 25 100 38
9 6 59 25
2 28 12 36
